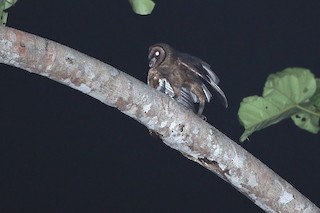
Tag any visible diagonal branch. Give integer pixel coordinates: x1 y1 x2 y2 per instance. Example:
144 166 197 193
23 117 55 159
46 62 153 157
0 26 319 213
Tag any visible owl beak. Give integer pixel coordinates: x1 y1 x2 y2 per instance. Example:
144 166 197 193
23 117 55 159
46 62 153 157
149 57 157 68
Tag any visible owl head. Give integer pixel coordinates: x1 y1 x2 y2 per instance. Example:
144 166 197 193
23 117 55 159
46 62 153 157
148 43 173 68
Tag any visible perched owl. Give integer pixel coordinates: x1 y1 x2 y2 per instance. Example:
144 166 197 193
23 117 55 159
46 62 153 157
147 43 228 118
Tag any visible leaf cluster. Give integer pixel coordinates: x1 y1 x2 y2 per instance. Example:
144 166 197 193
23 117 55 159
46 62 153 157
238 68 320 142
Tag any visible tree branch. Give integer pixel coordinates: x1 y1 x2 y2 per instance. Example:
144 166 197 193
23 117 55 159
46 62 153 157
0 26 318 213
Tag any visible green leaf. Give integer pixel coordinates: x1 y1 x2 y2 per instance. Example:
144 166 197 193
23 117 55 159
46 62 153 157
0 0 17 25
238 67 317 142
129 0 155 15
291 105 320 134
263 68 316 103
310 79 320 111
239 96 300 141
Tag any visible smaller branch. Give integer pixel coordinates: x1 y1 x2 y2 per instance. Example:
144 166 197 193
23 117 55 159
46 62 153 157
0 26 319 213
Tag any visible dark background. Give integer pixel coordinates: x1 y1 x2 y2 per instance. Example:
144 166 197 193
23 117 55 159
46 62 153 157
0 1 319 212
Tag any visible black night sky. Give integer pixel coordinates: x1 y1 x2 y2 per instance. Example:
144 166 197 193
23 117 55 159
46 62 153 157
0 1 319 212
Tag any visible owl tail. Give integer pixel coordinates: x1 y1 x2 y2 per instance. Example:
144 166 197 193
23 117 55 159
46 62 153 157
207 82 228 108
201 81 228 108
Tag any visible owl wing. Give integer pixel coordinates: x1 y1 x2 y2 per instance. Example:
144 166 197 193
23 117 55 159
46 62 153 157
157 78 197 113
177 53 228 108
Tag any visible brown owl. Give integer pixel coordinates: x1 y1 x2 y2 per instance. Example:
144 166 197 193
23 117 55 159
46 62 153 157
147 43 227 118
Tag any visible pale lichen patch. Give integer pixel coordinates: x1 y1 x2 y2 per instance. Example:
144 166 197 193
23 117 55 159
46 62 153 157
279 191 293 204
212 144 222 157
160 121 167 128
124 104 138 118
247 174 258 187
84 64 95 79
109 66 120 76
192 127 200 134
78 83 92 94
232 154 244 168
143 103 152 113
61 79 91 95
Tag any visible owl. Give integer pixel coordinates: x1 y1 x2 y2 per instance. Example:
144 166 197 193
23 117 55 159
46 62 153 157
147 43 228 118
